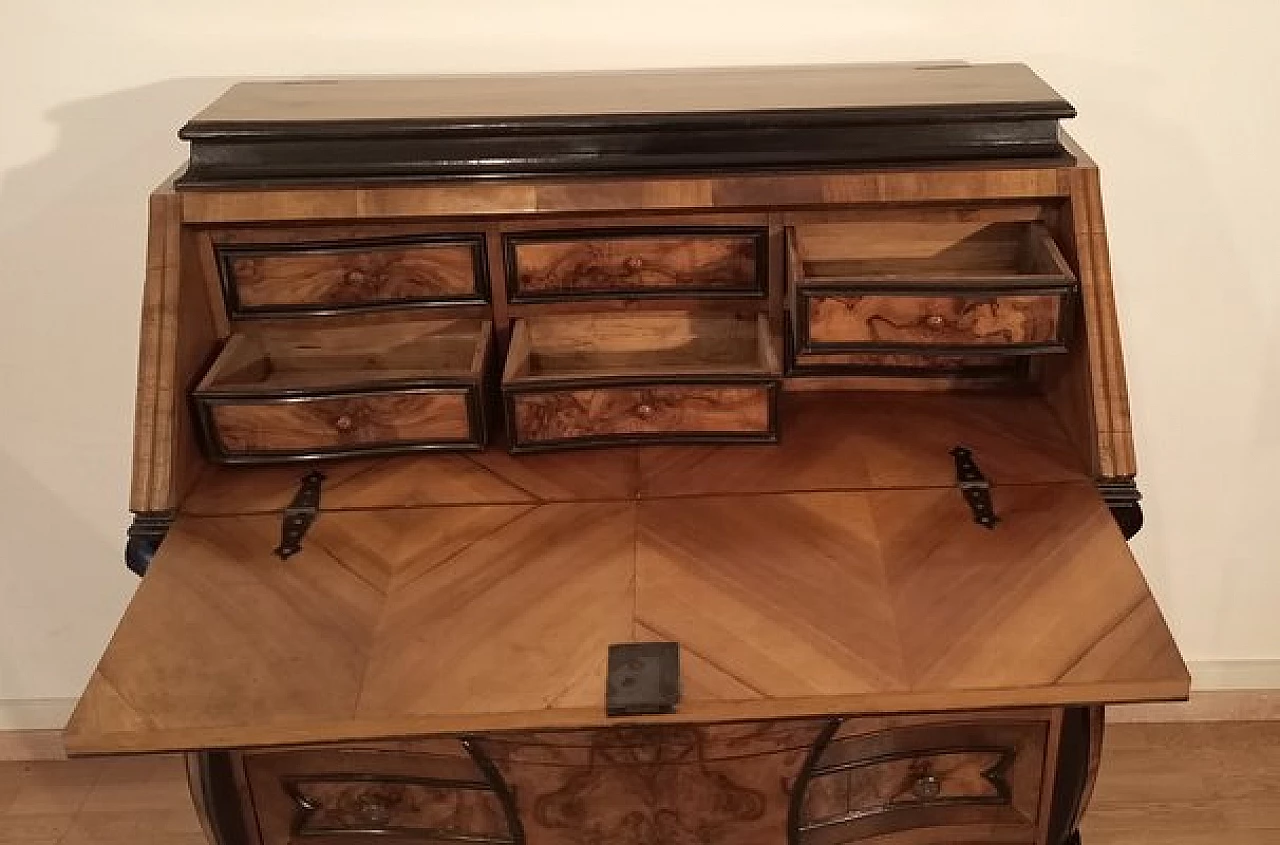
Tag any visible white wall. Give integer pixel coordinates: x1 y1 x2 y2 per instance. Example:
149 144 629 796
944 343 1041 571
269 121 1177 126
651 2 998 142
2 0 1278 724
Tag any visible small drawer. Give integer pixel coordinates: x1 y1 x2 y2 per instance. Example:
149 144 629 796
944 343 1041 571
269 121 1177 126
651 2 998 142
797 718 1048 845
501 312 780 451
244 744 515 845
505 227 767 302
194 320 491 463
215 233 487 316
788 221 1075 359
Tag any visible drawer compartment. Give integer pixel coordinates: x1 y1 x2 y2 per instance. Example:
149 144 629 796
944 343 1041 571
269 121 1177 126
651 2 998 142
244 744 516 845
215 233 487 316
788 221 1075 361
797 718 1049 845
502 312 780 451
194 320 491 462
505 227 767 301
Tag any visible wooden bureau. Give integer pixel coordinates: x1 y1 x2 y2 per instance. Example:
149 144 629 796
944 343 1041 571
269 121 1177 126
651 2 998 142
67 63 1187 845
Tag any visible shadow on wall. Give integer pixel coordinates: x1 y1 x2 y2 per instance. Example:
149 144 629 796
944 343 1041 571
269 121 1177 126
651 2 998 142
0 79 231 701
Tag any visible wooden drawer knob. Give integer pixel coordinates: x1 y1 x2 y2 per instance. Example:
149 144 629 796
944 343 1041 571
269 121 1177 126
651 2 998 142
345 269 367 284
911 773 941 800
924 313 947 329
623 255 646 272
334 414 355 432
635 403 655 419
357 795 392 826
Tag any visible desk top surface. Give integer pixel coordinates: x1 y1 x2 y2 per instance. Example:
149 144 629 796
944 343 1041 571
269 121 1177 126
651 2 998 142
66 393 1186 754
186 63 1071 126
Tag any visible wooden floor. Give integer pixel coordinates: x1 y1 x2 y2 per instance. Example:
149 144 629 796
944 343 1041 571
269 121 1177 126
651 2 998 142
1 723 1276 844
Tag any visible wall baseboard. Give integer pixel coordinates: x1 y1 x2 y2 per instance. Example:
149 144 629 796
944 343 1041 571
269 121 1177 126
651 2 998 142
5 661 1280 760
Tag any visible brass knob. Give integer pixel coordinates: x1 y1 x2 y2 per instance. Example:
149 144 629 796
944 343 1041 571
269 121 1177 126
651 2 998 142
357 795 391 825
635 403 655 419
912 774 941 800
623 255 646 272
925 313 947 329
334 415 354 432
345 269 367 284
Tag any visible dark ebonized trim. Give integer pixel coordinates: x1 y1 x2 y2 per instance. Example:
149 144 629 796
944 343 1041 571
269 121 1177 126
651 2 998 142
176 114 1069 187
503 226 769 304
194 383 489 465
191 751 255 845
1097 478 1144 540
1046 706 1100 845
502 379 780 454
786 718 841 845
125 510 174 577
463 739 526 845
215 233 490 321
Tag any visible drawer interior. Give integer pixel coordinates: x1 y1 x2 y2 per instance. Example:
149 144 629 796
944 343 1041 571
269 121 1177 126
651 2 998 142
503 311 780 383
198 319 490 395
789 221 1074 287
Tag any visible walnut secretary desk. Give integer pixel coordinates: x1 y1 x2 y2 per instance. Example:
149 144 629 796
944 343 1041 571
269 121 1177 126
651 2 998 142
66 64 1188 845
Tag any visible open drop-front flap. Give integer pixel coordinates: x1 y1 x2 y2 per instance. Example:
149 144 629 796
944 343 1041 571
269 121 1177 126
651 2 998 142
67 393 1186 754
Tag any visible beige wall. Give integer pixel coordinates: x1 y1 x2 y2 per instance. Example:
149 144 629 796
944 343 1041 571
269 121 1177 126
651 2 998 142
2 0 1278 722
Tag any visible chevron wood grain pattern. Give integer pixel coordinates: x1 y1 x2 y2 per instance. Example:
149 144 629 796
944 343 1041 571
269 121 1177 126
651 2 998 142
66 472 1186 754
179 391 1086 515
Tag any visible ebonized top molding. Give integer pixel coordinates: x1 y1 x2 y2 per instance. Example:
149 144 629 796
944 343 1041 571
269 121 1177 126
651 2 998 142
175 63 1076 187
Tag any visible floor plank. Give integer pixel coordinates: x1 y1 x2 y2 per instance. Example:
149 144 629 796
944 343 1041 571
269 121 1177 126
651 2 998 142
3 723 1278 843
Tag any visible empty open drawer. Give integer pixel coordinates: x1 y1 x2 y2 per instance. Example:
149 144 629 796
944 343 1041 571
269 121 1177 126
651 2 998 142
501 312 781 451
788 221 1076 361
194 319 491 462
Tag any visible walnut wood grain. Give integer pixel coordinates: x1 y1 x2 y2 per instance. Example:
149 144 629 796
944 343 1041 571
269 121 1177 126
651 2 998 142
222 237 482 314
208 391 473 457
67 475 1186 754
800 718 1048 845
243 744 509 845
507 230 762 299
476 720 828 845
129 179 221 513
804 294 1063 348
510 385 772 446
194 320 490 460
181 391 1088 515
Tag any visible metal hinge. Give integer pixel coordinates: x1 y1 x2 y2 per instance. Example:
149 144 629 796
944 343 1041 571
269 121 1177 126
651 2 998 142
951 446 999 529
275 471 325 560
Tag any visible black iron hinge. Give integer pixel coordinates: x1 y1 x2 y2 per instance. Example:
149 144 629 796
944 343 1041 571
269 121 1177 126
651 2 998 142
275 471 325 560
951 446 999 529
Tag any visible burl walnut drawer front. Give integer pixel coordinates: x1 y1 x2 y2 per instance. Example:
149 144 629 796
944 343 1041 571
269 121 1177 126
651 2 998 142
509 384 775 447
801 293 1066 351
244 742 517 845
214 233 488 316
787 220 1076 362
797 718 1050 845
501 312 781 451
208 390 475 458
505 227 767 301
194 320 491 462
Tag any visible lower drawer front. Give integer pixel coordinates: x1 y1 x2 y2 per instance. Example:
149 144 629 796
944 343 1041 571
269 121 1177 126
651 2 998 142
802 293 1065 352
507 384 774 449
244 744 515 845
204 389 479 462
798 719 1049 845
